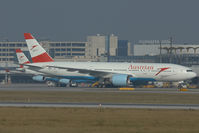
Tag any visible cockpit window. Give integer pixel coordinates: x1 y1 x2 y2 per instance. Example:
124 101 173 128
187 70 193 72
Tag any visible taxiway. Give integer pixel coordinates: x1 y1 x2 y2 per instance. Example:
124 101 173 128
0 84 199 109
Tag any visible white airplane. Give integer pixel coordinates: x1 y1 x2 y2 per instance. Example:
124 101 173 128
15 48 71 86
15 48 49 79
24 33 197 87
16 48 39 75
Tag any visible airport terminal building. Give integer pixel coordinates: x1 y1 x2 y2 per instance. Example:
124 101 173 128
0 34 132 64
134 40 199 56
0 37 199 65
0 41 88 63
132 40 199 65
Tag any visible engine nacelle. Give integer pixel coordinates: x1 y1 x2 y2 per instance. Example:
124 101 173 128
32 75 45 82
46 77 59 82
59 79 70 84
111 74 132 86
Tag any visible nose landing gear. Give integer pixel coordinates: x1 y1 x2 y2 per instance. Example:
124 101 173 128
178 81 188 91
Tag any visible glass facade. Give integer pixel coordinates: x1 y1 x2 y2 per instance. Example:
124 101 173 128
72 43 85 47
72 48 85 51
0 41 86 63
117 40 128 56
0 42 27 63
47 42 86 59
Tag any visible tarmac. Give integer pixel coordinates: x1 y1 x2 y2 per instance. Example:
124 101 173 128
1 83 199 109
0 102 199 110
1 83 199 94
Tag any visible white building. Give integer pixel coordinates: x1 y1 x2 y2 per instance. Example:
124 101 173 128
87 34 118 57
134 40 199 56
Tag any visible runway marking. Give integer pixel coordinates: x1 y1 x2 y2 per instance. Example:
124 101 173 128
0 102 199 110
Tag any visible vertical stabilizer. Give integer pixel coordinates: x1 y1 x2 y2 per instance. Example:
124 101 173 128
16 49 31 64
24 33 54 63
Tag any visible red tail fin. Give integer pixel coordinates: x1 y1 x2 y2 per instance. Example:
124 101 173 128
24 33 54 63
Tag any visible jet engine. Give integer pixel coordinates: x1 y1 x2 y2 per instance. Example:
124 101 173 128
32 75 45 82
59 79 70 84
111 74 132 86
32 75 70 86
32 75 59 82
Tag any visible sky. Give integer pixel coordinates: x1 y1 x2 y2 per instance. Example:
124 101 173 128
0 0 199 43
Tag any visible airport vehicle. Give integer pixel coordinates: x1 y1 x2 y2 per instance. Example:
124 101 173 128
24 33 197 87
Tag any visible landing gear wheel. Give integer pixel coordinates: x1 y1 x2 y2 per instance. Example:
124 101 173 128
46 81 57 87
97 84 106 88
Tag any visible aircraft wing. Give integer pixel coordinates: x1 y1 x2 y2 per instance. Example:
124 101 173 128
23 64 59 76
24 64 135 78
24 64 43 71
23 64 54 75
46 65 112 78
25 64 113 78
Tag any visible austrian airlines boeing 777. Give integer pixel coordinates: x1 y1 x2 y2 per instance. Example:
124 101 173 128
24 33 197 87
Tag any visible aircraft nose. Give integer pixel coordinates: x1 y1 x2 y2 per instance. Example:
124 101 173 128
191 72 197 78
